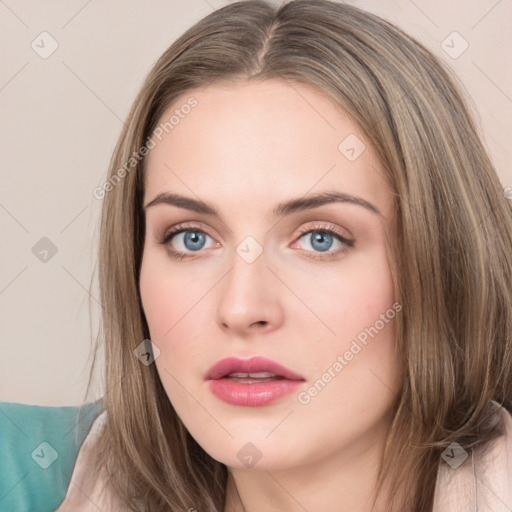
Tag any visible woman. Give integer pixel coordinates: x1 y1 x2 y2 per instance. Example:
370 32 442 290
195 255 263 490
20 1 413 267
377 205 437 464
57 1 512 511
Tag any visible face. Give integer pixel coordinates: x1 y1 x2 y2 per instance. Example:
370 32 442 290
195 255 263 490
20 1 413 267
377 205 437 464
139 79 402 471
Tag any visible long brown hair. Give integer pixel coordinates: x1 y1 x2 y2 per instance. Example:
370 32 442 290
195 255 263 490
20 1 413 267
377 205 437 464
86 1 512 510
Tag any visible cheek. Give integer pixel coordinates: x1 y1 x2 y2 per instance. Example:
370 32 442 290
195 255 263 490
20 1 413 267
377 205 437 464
342 253 396 340
139 252 207 340
290 250 400 441
286 246 396 344
139 252 215 391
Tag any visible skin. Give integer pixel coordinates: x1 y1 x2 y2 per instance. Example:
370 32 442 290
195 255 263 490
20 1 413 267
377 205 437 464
139 79 403 512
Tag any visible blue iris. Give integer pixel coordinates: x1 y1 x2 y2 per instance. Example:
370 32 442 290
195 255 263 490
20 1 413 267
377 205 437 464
309 232 333 252
183 231 206 251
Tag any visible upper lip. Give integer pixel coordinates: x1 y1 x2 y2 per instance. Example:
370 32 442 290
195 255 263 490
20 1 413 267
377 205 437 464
206 356 305 381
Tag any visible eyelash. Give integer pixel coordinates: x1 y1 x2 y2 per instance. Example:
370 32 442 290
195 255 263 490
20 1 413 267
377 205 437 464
158 222 354 261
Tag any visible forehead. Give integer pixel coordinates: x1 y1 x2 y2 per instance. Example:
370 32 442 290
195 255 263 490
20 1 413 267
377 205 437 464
143 79 392 219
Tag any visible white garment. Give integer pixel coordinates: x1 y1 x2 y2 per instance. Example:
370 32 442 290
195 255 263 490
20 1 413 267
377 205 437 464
56 403 512 511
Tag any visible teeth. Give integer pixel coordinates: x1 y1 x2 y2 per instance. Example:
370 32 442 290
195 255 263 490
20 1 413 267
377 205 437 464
228 372 277 378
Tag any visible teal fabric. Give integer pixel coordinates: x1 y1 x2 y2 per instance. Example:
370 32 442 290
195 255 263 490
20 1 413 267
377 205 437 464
0 400 103 512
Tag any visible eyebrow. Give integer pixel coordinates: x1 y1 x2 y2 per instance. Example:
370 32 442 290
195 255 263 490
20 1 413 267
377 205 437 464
143 191 382 217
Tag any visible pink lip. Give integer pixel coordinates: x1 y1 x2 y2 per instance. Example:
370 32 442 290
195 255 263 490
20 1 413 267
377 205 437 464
206 356 305 407
206 356 305 381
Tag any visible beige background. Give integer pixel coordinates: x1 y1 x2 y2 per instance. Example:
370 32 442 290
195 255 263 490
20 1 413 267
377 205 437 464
1 0 510 406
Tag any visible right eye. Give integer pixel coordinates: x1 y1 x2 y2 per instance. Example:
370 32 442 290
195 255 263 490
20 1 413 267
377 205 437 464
159 224 219 259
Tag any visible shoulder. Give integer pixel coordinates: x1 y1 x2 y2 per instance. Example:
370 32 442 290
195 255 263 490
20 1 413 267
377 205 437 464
55 410 131 512
433 401 512 512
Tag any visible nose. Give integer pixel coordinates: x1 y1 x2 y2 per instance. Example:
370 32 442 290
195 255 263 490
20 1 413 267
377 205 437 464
215 246 284 335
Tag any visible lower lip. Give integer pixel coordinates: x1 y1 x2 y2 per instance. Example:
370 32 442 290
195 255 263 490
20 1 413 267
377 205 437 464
208 378 304 406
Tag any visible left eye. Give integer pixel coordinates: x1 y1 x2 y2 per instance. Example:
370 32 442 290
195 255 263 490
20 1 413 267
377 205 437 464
293 228 353 257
